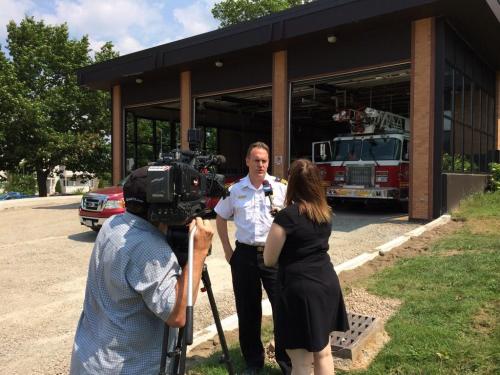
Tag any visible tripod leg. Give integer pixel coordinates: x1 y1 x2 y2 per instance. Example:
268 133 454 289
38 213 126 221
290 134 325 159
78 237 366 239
201 265 235 375
171 327 184 375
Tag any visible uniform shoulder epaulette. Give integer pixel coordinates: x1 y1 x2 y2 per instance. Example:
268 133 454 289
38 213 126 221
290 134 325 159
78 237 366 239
275 176 288 185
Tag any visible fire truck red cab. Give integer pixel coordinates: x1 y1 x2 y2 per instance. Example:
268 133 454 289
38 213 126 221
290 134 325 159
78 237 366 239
313 108 410 204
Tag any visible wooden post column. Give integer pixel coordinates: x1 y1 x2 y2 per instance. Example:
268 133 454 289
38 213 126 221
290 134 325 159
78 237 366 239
496 72 500 156
112 84 123 185
180 70 192 149
272 50 289 178
410 18 436 221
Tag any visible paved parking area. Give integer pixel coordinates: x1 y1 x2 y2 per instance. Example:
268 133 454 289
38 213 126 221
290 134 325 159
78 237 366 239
0 197 420 374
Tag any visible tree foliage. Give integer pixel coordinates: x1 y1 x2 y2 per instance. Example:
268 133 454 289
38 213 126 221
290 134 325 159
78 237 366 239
0 17 118 196
212 0 312 27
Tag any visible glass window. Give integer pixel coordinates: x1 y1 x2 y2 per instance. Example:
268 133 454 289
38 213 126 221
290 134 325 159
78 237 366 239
473 129 481 173
453 121 463 172
137 144 154 168
472 86 481 129
205 127 218 152
361 138 401 161
454 71 463 122
137 118 153 144
480 132 488 172
443 65 453 118
332 139 362 161
487 96 494 136
487 136 494 167
156 120 172 156
126 113 136 143
463 77 472 126
481 91 488 132
442 117 452 172
463 125 472 172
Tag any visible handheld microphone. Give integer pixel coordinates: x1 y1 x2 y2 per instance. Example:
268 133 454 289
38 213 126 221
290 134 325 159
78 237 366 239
262 180 277 216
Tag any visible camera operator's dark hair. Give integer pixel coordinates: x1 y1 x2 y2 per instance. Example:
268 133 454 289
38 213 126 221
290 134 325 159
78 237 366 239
246 141 270 158
285 159 332 224
126 202 149 220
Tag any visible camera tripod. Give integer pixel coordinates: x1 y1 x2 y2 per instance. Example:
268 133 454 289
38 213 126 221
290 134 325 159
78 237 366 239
159 227 235 375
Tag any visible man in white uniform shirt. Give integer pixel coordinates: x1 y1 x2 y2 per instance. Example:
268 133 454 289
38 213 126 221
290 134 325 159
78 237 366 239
215 142 291 375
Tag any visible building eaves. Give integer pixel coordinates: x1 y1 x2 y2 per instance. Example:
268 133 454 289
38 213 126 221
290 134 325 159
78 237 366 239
78 0 443 90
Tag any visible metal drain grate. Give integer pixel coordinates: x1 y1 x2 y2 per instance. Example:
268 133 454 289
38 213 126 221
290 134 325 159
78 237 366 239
330 312 381 361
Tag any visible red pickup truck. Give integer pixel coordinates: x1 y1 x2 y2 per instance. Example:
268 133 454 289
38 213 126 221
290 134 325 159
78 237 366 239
79 185 126 231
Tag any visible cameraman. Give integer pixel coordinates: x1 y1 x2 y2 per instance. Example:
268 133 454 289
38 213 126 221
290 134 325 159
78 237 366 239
70 166 213 375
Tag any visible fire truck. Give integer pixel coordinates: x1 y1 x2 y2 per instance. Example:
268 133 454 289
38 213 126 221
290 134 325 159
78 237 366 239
312 107 410 204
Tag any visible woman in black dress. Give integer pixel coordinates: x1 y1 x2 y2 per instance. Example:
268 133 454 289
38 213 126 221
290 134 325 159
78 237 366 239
264 159 349 375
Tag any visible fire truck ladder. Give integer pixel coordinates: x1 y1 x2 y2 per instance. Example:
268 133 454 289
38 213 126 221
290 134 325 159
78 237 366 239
333 107 409 134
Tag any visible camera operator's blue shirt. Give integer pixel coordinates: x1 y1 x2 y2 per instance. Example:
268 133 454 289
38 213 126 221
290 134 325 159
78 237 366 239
70 212 181 375
215 173 287 245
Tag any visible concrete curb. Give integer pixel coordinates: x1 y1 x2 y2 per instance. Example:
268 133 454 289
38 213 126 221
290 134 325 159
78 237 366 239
377 214 451 255
189 214 452 352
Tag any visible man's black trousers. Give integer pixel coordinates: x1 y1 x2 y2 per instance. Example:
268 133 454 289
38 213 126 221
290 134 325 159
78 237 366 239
230 242 291 374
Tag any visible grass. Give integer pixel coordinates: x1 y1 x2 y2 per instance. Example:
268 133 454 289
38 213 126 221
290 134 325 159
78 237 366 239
190 191 500 374
189 318 281 374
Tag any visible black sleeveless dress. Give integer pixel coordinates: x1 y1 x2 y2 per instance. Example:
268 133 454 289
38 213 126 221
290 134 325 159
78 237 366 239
273 204 349 352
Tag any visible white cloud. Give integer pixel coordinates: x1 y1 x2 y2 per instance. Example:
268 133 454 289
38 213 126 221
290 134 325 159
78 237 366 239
0 0 35 46
173 0 218 39
37 0 172 54
1 0 220 56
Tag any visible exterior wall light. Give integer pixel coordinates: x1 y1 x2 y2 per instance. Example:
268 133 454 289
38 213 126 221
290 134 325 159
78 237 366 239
327 35 337 44
135 78 143 84
215 60 223 68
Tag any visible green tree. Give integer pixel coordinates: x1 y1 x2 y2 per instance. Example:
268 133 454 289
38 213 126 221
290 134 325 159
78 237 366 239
0 17 118 196
212 0 312 27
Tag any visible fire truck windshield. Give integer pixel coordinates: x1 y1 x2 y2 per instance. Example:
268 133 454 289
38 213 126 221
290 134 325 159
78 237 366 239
332 140 362 161
361 138 401 161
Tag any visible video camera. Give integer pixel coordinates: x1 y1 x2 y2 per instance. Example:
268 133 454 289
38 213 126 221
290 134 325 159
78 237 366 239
146 128 226 226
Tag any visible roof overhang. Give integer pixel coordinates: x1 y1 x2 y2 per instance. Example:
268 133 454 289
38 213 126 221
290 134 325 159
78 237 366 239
77 0 500 91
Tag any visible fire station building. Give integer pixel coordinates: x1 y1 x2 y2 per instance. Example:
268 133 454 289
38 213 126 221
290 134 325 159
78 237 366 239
77 0 500 221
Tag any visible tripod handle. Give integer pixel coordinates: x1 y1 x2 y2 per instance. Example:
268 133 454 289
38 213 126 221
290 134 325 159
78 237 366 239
185 226 196 345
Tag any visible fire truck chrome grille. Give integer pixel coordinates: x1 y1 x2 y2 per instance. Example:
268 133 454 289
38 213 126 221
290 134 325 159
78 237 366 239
347 166 373 186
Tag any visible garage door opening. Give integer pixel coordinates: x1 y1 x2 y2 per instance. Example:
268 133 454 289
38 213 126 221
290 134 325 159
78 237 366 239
124 101 180 172
290 66 411 206
194 87 272 178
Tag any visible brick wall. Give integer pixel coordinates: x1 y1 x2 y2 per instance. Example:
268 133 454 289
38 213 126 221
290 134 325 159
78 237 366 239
272 50 289 178
112 85 123 185
180 71 192 150
410 18 435 220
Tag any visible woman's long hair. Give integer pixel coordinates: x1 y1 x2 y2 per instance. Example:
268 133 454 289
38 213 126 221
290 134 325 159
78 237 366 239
285 159 332 224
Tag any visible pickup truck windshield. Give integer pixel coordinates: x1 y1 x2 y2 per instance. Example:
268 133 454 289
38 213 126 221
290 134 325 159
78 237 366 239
361 138 401 161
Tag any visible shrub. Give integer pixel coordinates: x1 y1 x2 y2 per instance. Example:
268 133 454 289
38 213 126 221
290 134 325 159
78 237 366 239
5 173 37 195
488 162 500 191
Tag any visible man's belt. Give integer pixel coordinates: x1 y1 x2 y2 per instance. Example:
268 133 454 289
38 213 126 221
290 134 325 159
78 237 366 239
236 241 265 252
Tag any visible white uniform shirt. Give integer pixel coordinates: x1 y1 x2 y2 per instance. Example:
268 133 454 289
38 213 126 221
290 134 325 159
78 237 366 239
215 173 287 245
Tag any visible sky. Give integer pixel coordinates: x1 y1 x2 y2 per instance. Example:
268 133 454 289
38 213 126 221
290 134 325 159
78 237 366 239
0 0 221 56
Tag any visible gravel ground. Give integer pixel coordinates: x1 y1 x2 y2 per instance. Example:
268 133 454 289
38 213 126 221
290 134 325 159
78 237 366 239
0 197 420 374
